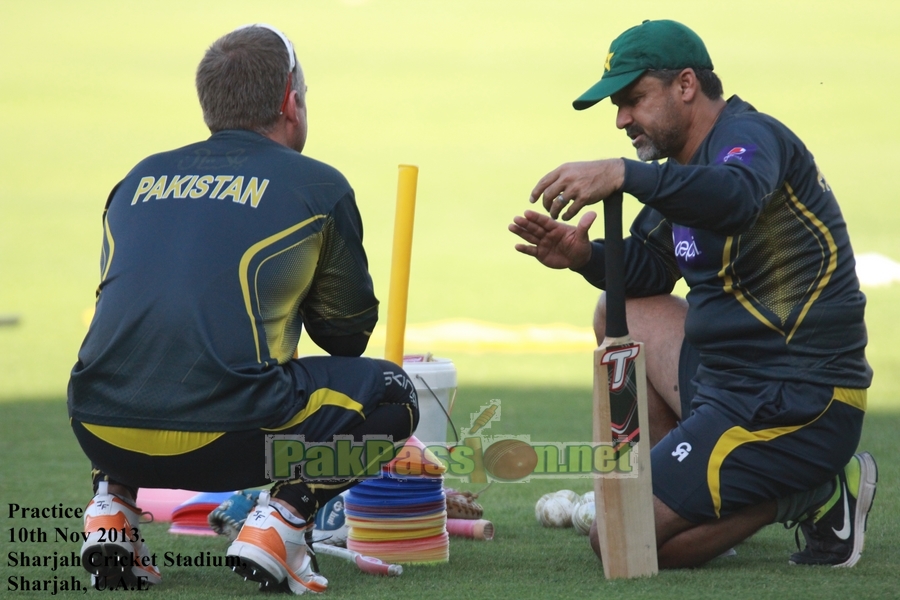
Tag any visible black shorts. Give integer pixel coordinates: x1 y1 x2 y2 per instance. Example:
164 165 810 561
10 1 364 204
656 340 866 522
72 357 417 492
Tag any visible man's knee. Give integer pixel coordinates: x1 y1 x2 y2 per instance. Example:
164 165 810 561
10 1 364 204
374 359 420 432
593 293 687 344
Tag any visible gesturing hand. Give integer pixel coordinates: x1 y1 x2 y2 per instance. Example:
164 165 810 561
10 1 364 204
509 210 597 270
529 159 625 221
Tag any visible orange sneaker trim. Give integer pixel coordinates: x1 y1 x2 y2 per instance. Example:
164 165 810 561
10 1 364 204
84 514 129 531
234 527 287 560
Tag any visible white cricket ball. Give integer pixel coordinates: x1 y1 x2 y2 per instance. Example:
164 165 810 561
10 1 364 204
534 493 555 522
579 491 594 506
539 496 574 528
554 489 580 505
572 500 596 536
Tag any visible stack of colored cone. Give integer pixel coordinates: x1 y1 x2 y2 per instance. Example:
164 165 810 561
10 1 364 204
345 436 449 564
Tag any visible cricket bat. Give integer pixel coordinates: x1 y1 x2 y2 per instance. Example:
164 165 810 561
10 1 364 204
592 192 658 579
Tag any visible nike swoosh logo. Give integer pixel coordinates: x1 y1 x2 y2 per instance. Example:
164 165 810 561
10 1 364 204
832 482 851 540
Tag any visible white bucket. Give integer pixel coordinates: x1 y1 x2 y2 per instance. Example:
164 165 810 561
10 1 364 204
403 357 457 445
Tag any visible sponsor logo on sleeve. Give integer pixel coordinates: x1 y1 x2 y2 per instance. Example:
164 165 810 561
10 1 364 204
716 144 758 165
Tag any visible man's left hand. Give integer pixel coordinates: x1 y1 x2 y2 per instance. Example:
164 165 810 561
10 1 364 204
508 210 596 270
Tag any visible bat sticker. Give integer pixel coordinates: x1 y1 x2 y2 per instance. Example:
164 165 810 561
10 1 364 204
601 343 641 448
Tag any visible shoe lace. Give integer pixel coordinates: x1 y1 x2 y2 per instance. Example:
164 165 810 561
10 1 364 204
782 520 804 552
792 523 804 551
304 529 321 575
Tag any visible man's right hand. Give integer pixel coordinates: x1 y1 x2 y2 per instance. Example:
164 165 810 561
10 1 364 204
529 159 625 221
508 210 596 270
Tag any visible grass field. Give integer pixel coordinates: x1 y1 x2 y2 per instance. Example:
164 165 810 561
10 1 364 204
1 396 898 600
1 1 899 598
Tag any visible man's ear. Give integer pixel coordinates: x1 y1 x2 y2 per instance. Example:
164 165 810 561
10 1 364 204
679 68 699 102
283 90 302 123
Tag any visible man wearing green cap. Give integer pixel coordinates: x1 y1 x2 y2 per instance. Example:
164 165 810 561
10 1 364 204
510 19 876 569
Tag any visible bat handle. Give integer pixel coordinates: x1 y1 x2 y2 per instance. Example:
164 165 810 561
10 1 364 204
603 192 627 338
354 555 403 577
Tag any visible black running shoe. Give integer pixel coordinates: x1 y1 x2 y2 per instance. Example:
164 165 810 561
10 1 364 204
789 452 877 567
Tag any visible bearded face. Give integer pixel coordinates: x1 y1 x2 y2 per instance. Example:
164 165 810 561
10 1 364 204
613 75 690 162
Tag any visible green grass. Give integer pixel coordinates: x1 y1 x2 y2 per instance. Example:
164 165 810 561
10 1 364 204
1 0 899 598
1 394 898 599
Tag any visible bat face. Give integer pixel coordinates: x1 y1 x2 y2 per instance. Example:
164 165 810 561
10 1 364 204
593 338 656 579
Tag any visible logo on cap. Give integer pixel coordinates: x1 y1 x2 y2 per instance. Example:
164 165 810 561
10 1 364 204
605 52 614 72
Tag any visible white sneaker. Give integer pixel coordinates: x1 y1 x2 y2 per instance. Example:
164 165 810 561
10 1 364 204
226 491 327 594
81 482 162 590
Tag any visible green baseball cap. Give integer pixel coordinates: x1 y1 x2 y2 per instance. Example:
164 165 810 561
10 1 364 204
573 19 713 110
